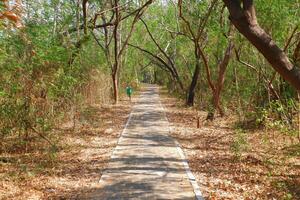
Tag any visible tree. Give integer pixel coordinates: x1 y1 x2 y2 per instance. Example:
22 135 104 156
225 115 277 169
203 27 234 119
223 0 300 91
128 18 184 92
90 0 153 104
178 0 218 106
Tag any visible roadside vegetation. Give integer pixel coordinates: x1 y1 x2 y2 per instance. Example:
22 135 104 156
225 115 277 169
0 0 299 199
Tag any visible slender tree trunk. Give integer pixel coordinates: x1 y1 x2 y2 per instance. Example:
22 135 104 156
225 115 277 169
76 0 80 40
112 0 120 104
112 73 119 104
52 1 59 36
110 0 153 104
212 30 234 117
82 0 88 35
233 64 242 120
204 38 233 119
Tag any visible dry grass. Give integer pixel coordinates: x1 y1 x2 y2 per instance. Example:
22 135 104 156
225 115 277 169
1 87 299 200
160 89 300 200
0 97 134 199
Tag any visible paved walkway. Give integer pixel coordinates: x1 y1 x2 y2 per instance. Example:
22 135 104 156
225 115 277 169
82 86 202 199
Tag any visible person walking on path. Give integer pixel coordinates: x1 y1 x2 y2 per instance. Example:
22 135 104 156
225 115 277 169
126 85 133 101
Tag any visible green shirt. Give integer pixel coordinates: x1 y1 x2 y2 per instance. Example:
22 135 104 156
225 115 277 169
126 87 133 96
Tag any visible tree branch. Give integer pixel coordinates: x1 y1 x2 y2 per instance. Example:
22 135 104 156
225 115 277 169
223 0 300 90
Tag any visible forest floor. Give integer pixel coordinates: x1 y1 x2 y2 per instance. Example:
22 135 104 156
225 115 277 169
160 89 300 200
1 86 300 200
0 95 134 199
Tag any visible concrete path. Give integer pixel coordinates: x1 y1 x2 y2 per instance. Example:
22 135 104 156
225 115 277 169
82 86 202 199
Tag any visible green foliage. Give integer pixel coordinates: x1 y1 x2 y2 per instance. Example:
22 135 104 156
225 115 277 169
255 99 298 135
230 129 249 159
0 2 111 142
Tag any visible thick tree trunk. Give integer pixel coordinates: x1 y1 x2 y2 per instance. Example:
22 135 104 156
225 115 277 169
223 0 300 90
187 58 200 106
212 90 223 116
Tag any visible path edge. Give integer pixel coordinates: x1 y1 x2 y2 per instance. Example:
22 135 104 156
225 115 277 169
98 100 135 183
157 87 204 200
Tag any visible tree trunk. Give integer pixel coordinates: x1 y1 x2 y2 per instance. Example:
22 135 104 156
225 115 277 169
212 90 224 117
109 0 152 104
52 2 59 36
82 0 88 35
203 36 233 120
76 0 80 40
234 64 243 120
112 0 120 104
213 41 234 116
187 56 200 106
223 0 300 90
112 74 119 104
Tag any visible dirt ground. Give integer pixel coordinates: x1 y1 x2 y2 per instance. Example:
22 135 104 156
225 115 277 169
0 97 133 200
160 89 300 200
1 88 299 200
